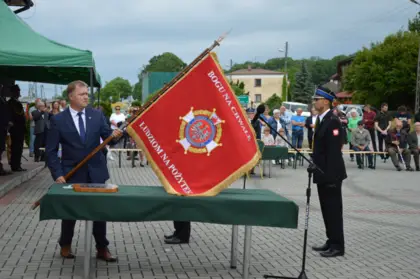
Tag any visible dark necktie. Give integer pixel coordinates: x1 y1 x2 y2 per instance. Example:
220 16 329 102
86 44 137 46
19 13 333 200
314 116 320 134
77 111 86 143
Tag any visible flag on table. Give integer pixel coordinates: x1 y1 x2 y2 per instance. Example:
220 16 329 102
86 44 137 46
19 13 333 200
127 52 260 196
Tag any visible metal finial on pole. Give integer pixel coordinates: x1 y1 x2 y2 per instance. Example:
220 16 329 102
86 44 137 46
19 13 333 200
216 28 232 44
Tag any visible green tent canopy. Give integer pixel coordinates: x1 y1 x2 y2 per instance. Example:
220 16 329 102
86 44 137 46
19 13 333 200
0 1 101 87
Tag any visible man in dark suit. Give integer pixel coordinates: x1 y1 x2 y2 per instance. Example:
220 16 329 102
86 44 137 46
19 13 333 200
311 86 347 258
32 101 50 162
46 80 122 261
0 93 11 176
7 85 26 172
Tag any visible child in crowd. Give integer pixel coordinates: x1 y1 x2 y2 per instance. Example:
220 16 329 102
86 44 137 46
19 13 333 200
275 128 288 147
262 126 275 145
275 128 289 165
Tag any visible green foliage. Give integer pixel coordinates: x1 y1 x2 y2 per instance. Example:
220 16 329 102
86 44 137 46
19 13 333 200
281 75 288 101
227 55 350 98
409 12 420 33
93 101 112 118
131 100 142 107
265 94 282 114
100 77 132 103
292 61 314 104
145 90 159 104
132 81 142 101
343 31 419 109
61 89 69 101
135 52 186 102
229 80 247 96
142 52 187 73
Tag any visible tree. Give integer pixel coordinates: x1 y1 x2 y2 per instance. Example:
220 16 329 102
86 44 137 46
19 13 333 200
135 52 186 103
229 80 247 96
281 75 288 101
93 101 112 118
265 94 282 114
100 77 132 103
292 61 314 104
343 31 419 109
132 81 142 102
61 89 69 101
143 52 186 73
131 100 141 107
409 12 420 33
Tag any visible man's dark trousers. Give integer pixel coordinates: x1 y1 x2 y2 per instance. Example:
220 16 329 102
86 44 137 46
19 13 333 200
58 177 109 249
317 181 344 250
9 126 24 170
174 221 190 241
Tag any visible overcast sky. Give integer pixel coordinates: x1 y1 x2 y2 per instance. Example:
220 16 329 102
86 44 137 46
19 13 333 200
12 0 419 98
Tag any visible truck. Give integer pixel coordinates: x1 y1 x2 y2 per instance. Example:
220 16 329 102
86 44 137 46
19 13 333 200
282 101 310 117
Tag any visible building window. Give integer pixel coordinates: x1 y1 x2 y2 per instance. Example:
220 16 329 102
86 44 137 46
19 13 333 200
255 94 262 102
254 79 262 87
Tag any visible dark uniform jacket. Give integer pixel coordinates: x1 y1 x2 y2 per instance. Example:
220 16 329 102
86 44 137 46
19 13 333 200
32 110 51 134
312 110 347 185
408 131 419 150
251 118 261 140
385 128 409 149
7 98 26 130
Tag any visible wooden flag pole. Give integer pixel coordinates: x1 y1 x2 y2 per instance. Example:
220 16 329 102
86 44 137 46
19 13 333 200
31 31 231 210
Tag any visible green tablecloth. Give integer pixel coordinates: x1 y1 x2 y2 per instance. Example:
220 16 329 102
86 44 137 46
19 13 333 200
39 185 298 229
262 146 289 160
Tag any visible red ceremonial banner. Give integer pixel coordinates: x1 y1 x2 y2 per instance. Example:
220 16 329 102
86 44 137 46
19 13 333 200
127 53 260 196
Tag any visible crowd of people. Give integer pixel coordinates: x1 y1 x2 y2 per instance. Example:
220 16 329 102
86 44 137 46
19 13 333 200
0 86 147 176
245 102 420 172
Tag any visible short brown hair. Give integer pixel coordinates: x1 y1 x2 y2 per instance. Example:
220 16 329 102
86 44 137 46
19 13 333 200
67 80 88 96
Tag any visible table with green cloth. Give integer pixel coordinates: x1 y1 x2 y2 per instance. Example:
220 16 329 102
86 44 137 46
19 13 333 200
261 146 289 177
40 184 299 279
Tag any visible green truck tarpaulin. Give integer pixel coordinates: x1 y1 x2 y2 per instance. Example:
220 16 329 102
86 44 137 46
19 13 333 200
0 1 101 87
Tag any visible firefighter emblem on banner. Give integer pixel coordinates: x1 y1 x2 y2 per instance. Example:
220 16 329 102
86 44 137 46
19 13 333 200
177 108 224 155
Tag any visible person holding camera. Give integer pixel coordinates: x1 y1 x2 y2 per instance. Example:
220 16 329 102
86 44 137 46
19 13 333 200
109 106 126 152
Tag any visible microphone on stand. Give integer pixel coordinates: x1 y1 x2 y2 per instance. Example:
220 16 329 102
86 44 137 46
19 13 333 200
252 104 266 124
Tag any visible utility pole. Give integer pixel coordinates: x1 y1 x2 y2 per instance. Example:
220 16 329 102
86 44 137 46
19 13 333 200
409 0 420 113
416 42 420 113
229 59 233 82
284 41 289 102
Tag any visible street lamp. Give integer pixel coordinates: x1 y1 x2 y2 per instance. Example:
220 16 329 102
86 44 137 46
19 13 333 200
409 0 420 113
278 41 289 101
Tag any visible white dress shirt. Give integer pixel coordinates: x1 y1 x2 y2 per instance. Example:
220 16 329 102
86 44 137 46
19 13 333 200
69 106 86 135
318 109 330 123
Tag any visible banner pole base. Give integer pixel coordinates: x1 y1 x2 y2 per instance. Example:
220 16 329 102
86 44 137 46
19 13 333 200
263 271 308 279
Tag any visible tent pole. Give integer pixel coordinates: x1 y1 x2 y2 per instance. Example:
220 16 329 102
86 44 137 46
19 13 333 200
89 68 94 106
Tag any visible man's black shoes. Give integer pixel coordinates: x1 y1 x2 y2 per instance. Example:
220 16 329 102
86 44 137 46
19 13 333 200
320 248 345 258
312 243 329 252
313 243 344 257
164 236 189 244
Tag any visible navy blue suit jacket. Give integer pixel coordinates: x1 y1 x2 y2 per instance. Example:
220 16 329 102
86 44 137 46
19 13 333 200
46 107 113 184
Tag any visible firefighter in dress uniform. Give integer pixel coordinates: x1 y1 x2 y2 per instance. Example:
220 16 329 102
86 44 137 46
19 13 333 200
311 86 347 258
7 85 27 172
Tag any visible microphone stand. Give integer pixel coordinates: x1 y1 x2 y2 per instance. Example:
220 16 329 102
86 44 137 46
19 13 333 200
258 116 323 279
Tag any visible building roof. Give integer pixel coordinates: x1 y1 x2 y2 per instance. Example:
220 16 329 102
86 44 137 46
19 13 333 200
230 68 284 76
336 91 353 98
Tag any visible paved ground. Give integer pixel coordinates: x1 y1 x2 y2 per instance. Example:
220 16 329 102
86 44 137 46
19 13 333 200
0 149 45 197
0 150 419 279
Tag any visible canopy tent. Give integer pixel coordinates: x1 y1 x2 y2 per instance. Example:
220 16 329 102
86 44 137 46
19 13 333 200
0 1 101 87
